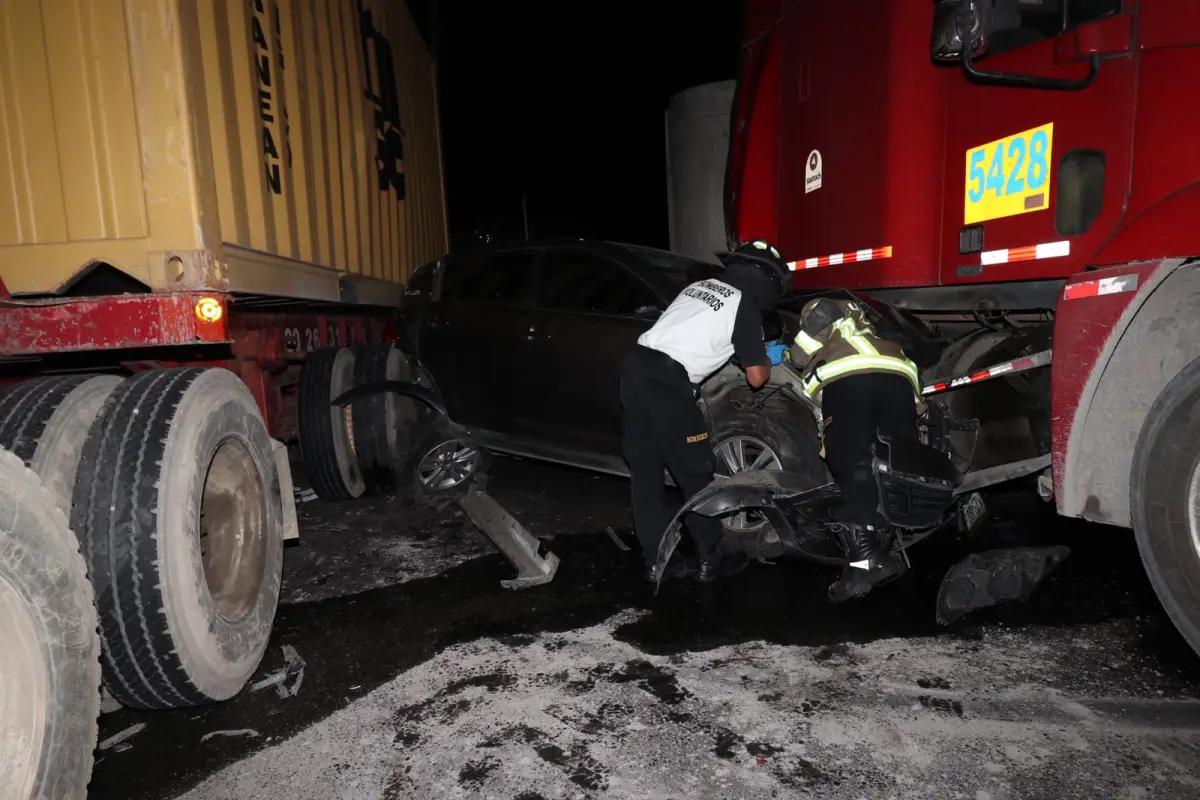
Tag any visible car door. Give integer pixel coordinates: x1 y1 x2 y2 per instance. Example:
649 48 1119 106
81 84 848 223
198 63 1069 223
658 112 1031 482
526 248 664 458
416 248 543 432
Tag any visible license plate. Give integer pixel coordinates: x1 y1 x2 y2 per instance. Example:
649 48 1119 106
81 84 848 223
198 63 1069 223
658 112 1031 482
960 491 987 533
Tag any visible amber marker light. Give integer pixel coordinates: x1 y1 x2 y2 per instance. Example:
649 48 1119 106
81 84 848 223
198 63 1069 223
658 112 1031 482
195 296 224 323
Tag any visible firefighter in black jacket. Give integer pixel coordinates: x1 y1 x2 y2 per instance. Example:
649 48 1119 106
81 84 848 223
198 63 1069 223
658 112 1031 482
789 297 922 602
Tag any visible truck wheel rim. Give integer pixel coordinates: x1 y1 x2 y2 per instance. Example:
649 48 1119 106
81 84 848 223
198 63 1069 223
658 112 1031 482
713 435 783 533
418 441 480 491
1187 458 1200 561
0 575 46 797
199 439 268 624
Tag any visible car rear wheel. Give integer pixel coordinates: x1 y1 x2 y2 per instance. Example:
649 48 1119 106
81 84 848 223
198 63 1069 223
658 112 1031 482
709 391 829 559
712 435 784 533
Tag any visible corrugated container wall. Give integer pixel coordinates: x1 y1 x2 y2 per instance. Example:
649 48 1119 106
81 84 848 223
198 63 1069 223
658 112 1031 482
0 0 447 304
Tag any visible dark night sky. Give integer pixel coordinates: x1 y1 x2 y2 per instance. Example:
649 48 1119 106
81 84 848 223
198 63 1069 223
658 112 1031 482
434 2 743 250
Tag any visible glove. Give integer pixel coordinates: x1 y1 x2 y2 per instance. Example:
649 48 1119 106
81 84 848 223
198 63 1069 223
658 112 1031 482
766 341 787 366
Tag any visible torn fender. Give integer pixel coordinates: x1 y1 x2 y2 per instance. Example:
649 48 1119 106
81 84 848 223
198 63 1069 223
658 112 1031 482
331 380 446 417
651 470 834 593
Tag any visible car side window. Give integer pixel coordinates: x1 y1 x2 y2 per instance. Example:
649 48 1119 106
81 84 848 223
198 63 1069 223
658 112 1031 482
537 250 659 316
440 250 539 305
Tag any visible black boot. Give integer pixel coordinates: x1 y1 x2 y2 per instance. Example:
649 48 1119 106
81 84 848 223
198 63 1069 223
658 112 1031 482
828 523 906 603
697 545 749 583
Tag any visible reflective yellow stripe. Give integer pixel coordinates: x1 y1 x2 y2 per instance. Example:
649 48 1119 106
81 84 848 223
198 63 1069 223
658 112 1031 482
794 330 823 355
846 334 878 355
802 354 921 396
831 317 858 338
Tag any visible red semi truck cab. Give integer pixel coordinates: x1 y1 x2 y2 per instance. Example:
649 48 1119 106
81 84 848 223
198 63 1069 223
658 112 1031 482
728 0 1200 656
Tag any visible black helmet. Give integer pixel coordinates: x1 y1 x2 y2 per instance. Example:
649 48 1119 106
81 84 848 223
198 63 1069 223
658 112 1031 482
716 239 789 297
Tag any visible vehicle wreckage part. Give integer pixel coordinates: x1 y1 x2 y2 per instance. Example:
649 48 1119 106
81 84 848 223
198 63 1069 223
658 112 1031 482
351 342 418 490
331 379 553 589
920 348 1053 397
707 388 829 558
1131 355 1200 656
458 475 560 590
71 368 284 709
936 546 1070 626
652 470 838 592
298 347 366 501
0 448 101 800
0 374 123 510
331 380 447 418
955 453 1052 496
872 434 957 529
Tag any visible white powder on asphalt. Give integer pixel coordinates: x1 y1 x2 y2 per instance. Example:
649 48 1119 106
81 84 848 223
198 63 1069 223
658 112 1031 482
181 612 1200 800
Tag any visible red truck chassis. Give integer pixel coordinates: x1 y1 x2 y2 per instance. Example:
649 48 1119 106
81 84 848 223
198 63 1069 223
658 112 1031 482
0 280 394 440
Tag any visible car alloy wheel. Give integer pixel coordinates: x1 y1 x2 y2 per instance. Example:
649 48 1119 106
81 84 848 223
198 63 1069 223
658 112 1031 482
712 435 784 533
418 440 482 491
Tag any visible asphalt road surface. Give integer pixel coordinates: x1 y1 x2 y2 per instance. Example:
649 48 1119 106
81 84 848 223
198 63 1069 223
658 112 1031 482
88 456 1200 799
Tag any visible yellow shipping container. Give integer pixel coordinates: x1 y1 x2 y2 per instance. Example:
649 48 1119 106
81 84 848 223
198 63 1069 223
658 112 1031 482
0 0 447 304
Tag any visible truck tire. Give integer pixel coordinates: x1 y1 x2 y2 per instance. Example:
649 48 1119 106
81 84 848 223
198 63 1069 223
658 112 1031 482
351 342 419 490
0 375 124 510
1132 356 1200 656
71 368 284 710
709 392 829 559
298 347 366 501
0 448 101 800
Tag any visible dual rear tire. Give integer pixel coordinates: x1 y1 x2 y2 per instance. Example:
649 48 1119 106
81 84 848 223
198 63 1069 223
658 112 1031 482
0 366 286 799
298 342 435 500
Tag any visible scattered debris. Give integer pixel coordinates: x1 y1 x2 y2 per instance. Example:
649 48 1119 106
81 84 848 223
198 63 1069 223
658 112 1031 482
99 686 123 715
98 722 146 751
294 488 318 504
937 546 1071 625
201 729 261 744
251 645 306 699
605 526 631 552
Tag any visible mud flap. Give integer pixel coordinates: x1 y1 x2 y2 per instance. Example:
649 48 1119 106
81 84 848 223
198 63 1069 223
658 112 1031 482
271 438 300 541
936 545 1070 625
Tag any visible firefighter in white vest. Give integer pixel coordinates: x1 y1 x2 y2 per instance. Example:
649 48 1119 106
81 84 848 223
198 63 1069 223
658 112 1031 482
789 297 922 602
621 239 789 583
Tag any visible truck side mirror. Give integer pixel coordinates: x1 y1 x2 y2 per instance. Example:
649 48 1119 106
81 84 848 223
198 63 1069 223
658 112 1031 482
930 0 992 63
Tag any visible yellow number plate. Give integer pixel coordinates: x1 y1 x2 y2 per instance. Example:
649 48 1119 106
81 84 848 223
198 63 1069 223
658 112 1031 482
963 123 1054 225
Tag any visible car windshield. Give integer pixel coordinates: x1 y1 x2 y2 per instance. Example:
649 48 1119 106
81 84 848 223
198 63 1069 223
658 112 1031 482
610 243 722 291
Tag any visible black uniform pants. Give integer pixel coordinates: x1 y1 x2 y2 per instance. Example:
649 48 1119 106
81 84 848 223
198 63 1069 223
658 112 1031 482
822 373 919 527
620 346 723 567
